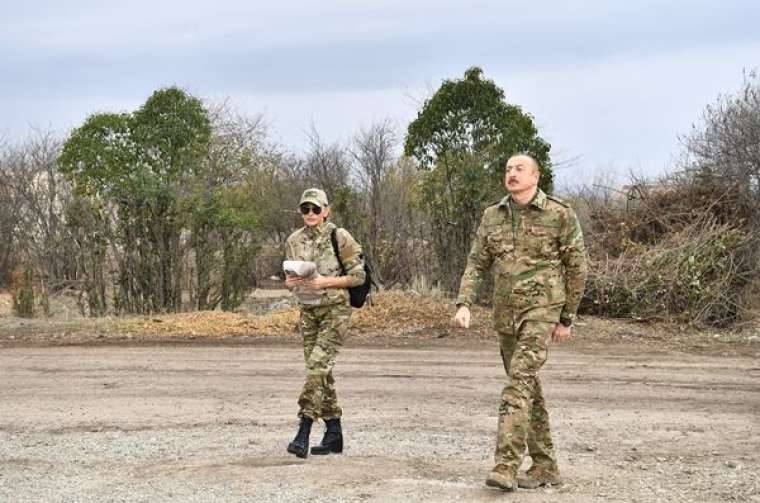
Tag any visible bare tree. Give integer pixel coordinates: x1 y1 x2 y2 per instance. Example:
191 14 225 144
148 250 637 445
303 125 353 199
682 70 760 226
299 126 368 236
351 119 398 280
375 157 435 287
0 132 81 307
0 138 20 287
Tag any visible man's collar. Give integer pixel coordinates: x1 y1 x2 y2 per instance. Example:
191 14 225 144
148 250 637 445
498 189 547 210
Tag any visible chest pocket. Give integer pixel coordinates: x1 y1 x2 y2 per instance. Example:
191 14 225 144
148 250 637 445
315 237 343 276
526 222 560 258
296 236 341 276
486 230 514 257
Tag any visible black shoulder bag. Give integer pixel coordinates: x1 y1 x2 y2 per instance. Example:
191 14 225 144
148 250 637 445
330 228 373 308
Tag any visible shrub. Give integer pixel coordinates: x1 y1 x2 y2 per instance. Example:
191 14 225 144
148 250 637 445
11 266 36 318
582 217 753 326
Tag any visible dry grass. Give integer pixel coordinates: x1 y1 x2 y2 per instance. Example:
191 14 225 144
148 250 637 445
2 289 758 355
352 290 488 331
113 290 486 338
118 309 299 338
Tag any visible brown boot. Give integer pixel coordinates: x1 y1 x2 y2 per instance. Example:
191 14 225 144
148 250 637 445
517 465 562 489
485 464 517 491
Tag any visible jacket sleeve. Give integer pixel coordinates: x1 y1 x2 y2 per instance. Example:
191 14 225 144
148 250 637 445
455 215 494 308
337 228 366 287
285 235 296 261
558 208 588 319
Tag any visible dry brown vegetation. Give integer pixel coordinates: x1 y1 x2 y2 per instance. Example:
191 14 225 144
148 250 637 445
577 181 756 326
115 290 491 338
576 72 760 327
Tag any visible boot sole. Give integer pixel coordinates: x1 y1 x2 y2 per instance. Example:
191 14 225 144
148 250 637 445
310 446 343 455
517 478 562 489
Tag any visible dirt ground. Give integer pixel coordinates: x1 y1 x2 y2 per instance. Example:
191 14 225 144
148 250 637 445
2 333 759 502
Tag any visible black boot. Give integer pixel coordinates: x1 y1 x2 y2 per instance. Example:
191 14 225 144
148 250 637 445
286 416 313 458
311 418 343 455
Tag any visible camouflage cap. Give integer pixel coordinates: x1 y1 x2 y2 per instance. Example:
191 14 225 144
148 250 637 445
299 188 329 208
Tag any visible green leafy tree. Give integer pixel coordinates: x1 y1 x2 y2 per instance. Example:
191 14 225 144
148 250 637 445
185 105 269 310
404 66 552 292
59 87 211 314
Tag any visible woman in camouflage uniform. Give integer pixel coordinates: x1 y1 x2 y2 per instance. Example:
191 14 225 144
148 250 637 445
284 188 365 458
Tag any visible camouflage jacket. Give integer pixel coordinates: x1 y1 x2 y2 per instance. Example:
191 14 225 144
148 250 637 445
456 189 588 332
286 222 365 308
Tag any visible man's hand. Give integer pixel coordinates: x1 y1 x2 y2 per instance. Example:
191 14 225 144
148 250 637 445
552 323 572 343
453 305 471 329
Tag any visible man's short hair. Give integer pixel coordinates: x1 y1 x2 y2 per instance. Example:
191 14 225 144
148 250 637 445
507 153 541 173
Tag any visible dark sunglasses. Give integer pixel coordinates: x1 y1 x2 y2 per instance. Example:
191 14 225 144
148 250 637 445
299 204 322 215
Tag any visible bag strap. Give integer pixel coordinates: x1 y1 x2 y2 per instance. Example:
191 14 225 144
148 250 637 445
330 228 347 276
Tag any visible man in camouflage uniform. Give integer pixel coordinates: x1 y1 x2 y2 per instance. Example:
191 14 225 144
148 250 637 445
284 188 365 458
453 154 587 491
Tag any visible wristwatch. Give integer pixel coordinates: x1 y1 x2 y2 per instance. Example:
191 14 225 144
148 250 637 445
559 314 574 327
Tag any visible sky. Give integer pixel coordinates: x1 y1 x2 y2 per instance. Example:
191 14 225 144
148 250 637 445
2 0 759 188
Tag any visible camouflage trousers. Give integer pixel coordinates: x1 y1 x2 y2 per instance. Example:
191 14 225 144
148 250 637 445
297 303 351 420
495 321 557 472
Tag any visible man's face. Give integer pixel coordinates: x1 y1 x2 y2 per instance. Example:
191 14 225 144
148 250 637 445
504 155 540 195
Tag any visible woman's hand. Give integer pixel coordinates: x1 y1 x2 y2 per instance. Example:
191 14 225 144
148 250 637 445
301 275 339 290
285 274 304 290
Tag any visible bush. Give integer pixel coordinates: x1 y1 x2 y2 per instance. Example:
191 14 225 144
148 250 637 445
579 183 756 327
11 266 36 318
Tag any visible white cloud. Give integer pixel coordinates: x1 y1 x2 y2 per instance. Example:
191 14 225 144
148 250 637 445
1 0 759 191
497 41 760 187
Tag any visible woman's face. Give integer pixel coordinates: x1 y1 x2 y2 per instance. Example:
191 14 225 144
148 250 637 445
300 203 329 227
